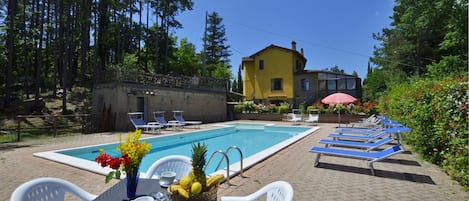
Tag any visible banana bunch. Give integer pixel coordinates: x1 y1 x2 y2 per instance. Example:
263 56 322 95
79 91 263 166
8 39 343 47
168 173 225 199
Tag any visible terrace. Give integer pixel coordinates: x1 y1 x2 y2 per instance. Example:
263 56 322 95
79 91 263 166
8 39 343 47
1 121 468 200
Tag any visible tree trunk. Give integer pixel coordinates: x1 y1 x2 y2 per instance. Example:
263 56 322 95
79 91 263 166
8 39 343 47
145 1 149 70
164 14 169 74
138 0 142 55
61 1 69 114
93 0 99 86
34 0 46 111
69 2 78 87
22 0 29 99
154 3 159 73
44 0 52 89
80 0 91 83
97 0 109 71
129 0 133 52
5 0 17 108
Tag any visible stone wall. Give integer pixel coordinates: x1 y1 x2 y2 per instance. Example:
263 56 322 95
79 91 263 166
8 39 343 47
234 113 367 123
234 113 285 121
92 82 227 131
318 114 368 123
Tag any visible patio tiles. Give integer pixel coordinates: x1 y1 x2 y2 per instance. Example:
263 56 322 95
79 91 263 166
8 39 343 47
216 123 469 201
0 122 468 201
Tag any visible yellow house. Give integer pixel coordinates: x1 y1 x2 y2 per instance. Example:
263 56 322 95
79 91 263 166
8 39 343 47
242 41 307 105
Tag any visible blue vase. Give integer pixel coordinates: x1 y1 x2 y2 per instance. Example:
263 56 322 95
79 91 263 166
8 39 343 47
126 169 140 199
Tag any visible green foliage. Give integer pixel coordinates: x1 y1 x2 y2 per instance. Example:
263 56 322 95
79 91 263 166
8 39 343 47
122 53 142 70
172 38 202 76
279 101 291 108
366 0 468 102
203 11 232 77
212 63 232 81
234 104 243 113
299 102 307 114
378 76 468 187
306 106 319 113
278 105 290 114
426 55 467 79
242 101 256 113
255 104 271 113
234 102 279 114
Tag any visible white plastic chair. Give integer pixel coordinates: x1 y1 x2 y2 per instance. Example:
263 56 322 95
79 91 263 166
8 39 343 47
288 109 302 123
305 111 319 124
10 177 97 201
142 155 192 179
221 181 294 201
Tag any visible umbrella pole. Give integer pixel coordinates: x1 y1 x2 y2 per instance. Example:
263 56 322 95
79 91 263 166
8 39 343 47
338 107 341 127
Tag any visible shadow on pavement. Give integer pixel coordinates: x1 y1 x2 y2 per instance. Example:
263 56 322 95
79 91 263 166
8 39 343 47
0 143 32 151
381 158 421 166
316 162 435 184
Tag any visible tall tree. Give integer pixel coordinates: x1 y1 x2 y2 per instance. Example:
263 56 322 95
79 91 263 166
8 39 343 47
150 0 193 74
366 0 468 101
236 65 243 93
80 0 92 83
97 0 110 71
202 11 231 77
34 0 46 110
172 37 201 75
0 0 213 115
371 0 460 76
5 0 17 108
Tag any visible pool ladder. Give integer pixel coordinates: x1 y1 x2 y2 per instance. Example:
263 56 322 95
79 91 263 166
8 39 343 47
204 146 244 186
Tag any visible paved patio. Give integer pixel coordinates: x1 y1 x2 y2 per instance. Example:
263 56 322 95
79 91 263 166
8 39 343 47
1 121 467 201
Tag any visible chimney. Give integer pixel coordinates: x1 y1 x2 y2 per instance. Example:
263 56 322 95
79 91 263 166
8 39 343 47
300 48 304 55
291 41 297 51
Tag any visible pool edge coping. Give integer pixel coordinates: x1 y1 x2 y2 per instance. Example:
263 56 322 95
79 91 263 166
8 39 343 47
34 123 320 180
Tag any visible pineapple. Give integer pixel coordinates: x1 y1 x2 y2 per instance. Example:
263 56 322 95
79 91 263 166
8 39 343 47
191 142 208 191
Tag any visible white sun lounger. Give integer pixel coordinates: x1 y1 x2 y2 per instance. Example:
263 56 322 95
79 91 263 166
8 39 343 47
173 111 202 128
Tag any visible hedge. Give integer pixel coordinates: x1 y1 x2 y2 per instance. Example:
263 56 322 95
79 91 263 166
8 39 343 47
378 76 468 188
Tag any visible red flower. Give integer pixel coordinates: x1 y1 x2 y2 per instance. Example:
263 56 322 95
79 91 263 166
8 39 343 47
121 154 131 166
108 157 121 169
95 153 112 167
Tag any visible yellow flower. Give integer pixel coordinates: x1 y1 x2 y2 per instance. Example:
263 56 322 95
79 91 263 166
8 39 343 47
97 129 152 183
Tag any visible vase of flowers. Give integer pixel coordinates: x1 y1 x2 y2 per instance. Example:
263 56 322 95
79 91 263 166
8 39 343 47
126 166 140 199
95 129 151 199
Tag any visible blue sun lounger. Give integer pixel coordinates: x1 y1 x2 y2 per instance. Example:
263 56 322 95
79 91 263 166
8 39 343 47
310 145 404 175
128 112 163 133
335 126 383 134
328 131 389 142
319 136 393 151
334 129 384 136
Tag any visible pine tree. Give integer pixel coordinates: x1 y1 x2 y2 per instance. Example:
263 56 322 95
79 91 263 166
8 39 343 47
202 11 231 77
236 65 243 93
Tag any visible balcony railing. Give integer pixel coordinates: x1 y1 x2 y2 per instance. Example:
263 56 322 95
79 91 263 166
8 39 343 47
96 69 227 92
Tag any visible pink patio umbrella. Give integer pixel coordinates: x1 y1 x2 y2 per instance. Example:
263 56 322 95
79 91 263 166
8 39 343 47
321 92 357 126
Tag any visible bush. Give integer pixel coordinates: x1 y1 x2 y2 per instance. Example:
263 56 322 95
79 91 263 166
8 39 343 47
299 102 307 114
268 104 278 113
306 106 321 113
234 104 243 113
378 76 468 188
255 104 270 113
278 105 289 114
242 101 256 113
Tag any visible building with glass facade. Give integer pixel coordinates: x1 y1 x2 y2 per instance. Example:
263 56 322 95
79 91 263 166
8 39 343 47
242 41 362 108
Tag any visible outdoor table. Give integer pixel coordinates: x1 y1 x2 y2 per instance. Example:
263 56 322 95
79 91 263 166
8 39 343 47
93 178 168 201
167 120 184 130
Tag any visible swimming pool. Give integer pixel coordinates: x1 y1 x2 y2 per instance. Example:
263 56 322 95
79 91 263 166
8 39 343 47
35 122 318 178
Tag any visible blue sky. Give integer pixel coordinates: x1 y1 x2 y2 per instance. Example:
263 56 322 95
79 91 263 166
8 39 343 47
174 0 395 80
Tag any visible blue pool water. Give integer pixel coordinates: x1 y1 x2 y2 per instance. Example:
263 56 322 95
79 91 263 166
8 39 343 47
56 123 312 175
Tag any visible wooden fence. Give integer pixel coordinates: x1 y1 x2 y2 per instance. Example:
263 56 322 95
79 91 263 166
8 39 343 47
0 114 115 143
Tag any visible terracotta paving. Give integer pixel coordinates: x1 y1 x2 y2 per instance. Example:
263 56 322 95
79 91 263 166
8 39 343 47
1 121 467 201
